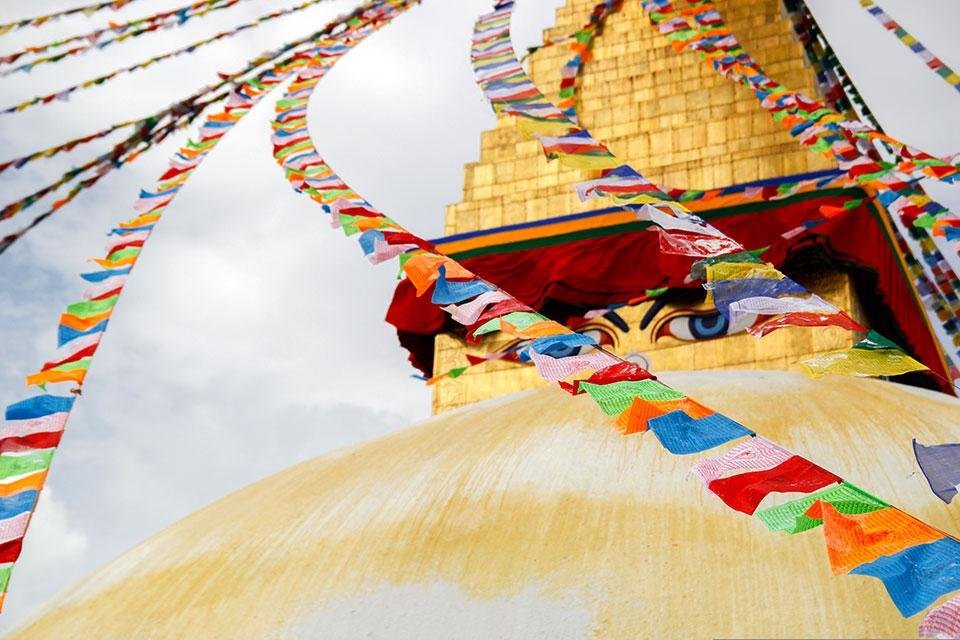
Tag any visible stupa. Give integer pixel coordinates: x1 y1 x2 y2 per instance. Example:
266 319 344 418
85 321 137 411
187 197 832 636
12 0 960 638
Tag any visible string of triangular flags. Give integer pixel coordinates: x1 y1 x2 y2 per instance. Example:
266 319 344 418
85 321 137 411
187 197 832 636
782 0 882 130
266 2 960 630
556 0 622 123
0 0 254 75
0 1 142 36
0 22 355 254
0 0 391 609
0 117 143 175
1 0 335 114
553 0 857 225
643 4 960 252
426 0 938 386
471 0 948 383
545 0 960 385
859 0 960 94
637 0 960 377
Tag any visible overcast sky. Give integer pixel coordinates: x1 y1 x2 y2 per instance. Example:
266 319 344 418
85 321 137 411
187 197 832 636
0 0 957 630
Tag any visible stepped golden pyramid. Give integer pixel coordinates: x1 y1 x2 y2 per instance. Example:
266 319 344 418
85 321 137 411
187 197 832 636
13 1 960 638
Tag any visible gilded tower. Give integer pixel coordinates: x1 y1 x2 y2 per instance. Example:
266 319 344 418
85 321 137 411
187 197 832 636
427 0 870 413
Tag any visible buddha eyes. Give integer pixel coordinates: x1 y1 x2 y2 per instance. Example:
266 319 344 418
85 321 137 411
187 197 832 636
655 309 759 342
488 307 757 365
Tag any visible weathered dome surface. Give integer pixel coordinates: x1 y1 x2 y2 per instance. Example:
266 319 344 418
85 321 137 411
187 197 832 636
12 371 960 639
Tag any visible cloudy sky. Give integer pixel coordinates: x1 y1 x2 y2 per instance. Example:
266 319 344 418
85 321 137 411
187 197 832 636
0 0 957 630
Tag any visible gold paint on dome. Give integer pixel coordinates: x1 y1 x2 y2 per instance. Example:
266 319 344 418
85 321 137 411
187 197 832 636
13 373 960 639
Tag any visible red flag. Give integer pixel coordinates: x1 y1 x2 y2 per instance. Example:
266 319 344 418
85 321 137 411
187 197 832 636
707 455 841 515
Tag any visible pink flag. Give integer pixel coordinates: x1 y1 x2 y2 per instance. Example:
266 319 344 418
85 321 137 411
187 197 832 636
0 413 69 440
920 593 960 639
691 437 793 485
442 290 511 325
528 349 619 382
0 512 31 545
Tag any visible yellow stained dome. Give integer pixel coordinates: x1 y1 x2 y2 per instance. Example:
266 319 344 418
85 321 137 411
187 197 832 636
11 371 960 639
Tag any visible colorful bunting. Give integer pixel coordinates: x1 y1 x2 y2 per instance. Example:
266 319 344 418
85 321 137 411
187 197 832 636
468 0 940 389
0 1 142 36
260 0 960 627
555 0 624 122
783 0 883 129
639 0 960 383
1 0 339 115
0 0 254 75
0 0 397 609
859 0 960 94
0 23 370 253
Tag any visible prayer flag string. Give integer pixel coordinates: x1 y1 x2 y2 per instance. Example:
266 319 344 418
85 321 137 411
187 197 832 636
0 21 365 251
0 0 255 75
0 0 395 609
269 0 960 627
638 0 960 379
0 0 336 115
783 0 883 130
0 1 144 36
859 0 960 94
468 0 951 386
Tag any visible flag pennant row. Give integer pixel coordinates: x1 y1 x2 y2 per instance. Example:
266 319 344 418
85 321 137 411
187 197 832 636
0 0 142 35
859 0 960 94
639 0 960 383
0 0 253 75
0 0 397 609
472 2 927 384
265 1 960 629
555 0 623 123
1 0 339 115
0 15 372 253
469 0 933 383
783 0 883 130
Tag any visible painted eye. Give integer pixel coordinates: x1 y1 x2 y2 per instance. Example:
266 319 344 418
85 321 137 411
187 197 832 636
656 310 758 341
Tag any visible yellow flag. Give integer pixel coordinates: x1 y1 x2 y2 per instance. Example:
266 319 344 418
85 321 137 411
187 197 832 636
799 347 928 379
556 152 620 171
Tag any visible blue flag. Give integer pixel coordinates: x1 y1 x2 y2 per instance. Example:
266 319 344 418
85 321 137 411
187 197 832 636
6 395 76 421
850 537 960 617
648 411 754 455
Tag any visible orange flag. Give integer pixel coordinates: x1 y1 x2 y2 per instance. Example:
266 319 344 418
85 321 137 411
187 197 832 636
809 501 944 574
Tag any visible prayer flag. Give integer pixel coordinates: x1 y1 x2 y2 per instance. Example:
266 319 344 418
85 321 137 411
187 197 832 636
913 440 960 504
648 411 754 455
756 482 889 534
706 455 840 514
850 537 960 617
810 502 943 574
